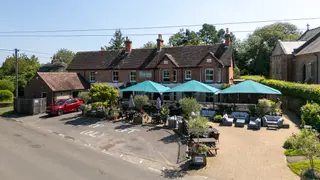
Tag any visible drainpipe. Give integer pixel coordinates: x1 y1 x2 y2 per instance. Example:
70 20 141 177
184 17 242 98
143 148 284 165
314 53 319 84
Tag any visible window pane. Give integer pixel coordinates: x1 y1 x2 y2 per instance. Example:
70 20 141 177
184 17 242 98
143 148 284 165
173 70 177 82
162 70 170 82
130 71 136 82
205 69 214 82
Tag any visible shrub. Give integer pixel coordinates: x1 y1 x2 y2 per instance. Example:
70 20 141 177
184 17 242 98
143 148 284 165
301 102 320 129
256 98 275 116
83 102 108 118
160 106 170 120
0 79 14 93
242 75 320 104
215 104 232 115
191 143 209 155
233 66 241 79
283 129 317 149
221 84 230 90
78 91 90 103
283 136 297 149
248 105 257 117
284 149 302 156
89 84 119 105
187 116 209 140
134 95 149 110
214 115 223 123
0 90 13 102
179 97 202 119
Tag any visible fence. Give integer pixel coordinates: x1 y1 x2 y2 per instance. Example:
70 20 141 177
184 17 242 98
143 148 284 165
14 98 47 115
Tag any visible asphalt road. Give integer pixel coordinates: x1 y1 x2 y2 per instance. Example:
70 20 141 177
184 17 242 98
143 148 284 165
0 119 167 180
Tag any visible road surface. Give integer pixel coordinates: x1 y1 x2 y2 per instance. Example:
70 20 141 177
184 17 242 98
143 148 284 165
0 119 167 180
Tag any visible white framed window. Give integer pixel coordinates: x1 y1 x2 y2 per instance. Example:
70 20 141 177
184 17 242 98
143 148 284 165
173 69 177 82
164 60 168 65
89 71 95 82
185 70 192 80
162 69 170 82
218 68 221 83
206 59 212 63
112 71 119 82
205 68 214 82
129 71 136 82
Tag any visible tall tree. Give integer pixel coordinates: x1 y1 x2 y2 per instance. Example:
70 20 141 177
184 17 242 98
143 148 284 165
198 23 220 44
53 49 75 65
169 29 200 46
237 22 301 76
103 29 125 50
141 41 157 48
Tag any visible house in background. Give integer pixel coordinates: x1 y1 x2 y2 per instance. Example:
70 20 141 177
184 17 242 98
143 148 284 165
270 26 320 83
67 29 234 101
24 72 90 105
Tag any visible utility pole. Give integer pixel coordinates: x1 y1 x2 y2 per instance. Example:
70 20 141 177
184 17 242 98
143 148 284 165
14 48 19 98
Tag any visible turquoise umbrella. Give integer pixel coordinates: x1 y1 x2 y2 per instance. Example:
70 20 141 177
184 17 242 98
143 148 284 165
217 80 281 94
165 80 219 93
120 80 170 93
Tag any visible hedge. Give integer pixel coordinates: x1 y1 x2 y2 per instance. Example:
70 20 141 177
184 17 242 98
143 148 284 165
241 75 320 103
0 79 14 93
0 90 13 102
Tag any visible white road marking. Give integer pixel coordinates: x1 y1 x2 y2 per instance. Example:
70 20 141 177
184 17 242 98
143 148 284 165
120 154 123 157
80 130 89 134
89 131 99 137
140 159 143 164
47 129 52 132
99 133 107 138
101 149 113 156
148 167 161 173
58 133 65 137
84 130 94 135
127 129 140 134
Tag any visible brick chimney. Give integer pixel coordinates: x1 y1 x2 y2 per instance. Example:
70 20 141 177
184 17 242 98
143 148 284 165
225 28 231 46
156 34 164 51
125 37 132 53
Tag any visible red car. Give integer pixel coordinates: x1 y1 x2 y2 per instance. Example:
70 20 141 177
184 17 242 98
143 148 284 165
46 98 84 116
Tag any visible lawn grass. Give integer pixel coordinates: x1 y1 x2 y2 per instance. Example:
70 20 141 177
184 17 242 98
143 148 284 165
288 159 320 175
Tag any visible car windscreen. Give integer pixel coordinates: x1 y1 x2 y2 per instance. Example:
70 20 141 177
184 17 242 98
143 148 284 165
55 100 67 105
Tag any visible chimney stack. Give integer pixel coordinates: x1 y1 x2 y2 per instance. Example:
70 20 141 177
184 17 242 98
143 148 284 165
125 36 132 53
156 34 164 51
225 28 231 46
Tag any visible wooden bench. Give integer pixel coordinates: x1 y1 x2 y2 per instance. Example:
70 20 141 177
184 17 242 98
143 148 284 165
208 147 219 156
267 124 279 130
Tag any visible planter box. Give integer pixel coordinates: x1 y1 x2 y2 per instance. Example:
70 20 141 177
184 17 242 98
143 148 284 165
191 154 207 166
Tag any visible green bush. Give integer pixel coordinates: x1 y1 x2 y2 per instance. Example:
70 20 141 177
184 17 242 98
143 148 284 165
283 129 317 149
214 115 223 123
248 105 257 117
78 91 90 103
0 90 13 102
83 102 109 118
179 98 202 119
215 104 232 115
89 84 119 105
242 75 320 103
301 102 320 129
0 79 14 93
256 98 275 116
284 149 302 156
134 95 149 110
283 136 298 149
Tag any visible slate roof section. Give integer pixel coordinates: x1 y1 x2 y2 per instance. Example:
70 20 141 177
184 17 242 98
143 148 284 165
296 32 320 55
299 27 320 41
279 41 306 54
38 72 90 91
68 44 233 70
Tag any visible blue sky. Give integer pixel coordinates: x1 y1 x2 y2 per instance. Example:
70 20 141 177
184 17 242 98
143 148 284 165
1 0 320 64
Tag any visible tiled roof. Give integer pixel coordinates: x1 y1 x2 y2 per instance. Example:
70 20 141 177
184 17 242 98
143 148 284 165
279 41 306 54
38 72 90 91
68 44 233 70
298 27 320 41
296 32 320 55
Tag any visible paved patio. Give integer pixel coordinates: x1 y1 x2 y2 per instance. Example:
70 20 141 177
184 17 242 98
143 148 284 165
187 112 300 180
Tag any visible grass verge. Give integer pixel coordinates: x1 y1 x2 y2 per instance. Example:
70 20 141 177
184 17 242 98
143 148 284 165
288 160 320 175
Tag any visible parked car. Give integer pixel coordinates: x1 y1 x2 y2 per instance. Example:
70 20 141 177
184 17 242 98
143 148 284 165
46 98 84 116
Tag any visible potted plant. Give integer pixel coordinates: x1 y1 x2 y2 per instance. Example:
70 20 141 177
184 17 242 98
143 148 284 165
190 143 209 166
160 106 170 125
214 115 223 123
113 110 119 120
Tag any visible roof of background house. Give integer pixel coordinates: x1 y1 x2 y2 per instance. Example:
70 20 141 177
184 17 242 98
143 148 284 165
279 41 306 54
67 44 233 70
296 32 320 55
298 27 320 41
37 72 90 91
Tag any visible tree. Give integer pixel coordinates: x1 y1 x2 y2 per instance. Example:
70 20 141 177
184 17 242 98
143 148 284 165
0 54 40 90
198 23 220 44
233 66 241 79
53 49 75 65
293 130 320 178
39 62 68 72
169 29 200 46
179 97 202 119
88 84 119 105
142 41 157 48
238 22 301 76
0 79 14 93
187 116 209 143
103 29 125 50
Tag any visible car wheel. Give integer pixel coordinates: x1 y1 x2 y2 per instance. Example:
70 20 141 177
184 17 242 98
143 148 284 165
57 109 63 116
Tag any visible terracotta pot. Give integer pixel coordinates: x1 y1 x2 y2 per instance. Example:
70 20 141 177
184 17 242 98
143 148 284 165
113 116 118 120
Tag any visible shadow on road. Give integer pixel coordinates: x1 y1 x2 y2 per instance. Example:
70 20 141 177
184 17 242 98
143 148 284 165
114 124 134 129
60 114 82 121
161 162 189 179
64 116 101 126
159 134 180 144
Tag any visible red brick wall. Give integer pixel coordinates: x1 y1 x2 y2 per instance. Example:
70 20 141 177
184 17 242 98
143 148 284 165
24 74 54 105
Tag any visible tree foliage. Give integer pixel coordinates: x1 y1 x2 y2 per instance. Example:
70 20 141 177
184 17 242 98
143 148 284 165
142 41 157 48
0 54 40 90
53 49 75 65
103 29 125 50
187 116 209 142
134 95 149 110
168 24 226 46
88 84 119 105
179 97 202 118
236 22 301 76
0 79 14 93
0 90 13 102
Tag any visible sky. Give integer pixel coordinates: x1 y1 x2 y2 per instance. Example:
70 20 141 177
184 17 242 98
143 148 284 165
1 0 320 64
